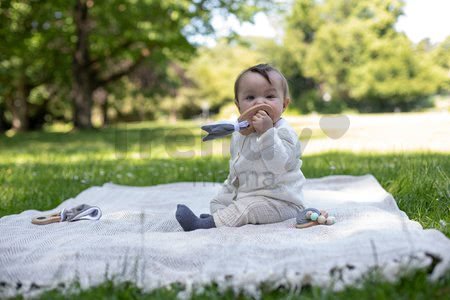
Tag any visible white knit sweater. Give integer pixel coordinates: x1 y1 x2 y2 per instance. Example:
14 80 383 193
212 118 306 207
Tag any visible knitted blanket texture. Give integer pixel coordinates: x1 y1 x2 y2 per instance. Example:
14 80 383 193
1 175 449 298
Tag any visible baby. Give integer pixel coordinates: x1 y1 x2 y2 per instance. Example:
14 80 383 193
176 64 306 231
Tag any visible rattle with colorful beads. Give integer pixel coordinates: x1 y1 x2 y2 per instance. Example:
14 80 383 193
295 208 336 229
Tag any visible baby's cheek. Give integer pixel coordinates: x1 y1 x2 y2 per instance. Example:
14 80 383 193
273 107 283 121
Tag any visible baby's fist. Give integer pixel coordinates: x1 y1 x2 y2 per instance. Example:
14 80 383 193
252 110 273 134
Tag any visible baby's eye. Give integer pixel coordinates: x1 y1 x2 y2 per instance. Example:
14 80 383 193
266 95 275 99
245 96 255 101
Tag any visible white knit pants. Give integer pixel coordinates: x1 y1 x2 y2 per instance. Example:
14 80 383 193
210 196 302 227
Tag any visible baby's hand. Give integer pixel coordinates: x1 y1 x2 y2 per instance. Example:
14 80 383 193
252 110 273 134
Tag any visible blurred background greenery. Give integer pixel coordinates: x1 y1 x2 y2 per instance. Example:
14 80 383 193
0 0 449 132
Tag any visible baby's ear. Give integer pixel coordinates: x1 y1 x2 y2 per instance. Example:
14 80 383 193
283 97 291 110
234 99 239 108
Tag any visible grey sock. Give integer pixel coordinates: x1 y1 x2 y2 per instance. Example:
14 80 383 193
176 204 216 231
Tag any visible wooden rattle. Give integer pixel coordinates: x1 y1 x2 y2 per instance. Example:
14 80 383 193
295 208 336 229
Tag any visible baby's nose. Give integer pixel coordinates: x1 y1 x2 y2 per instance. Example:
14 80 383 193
254 97 265 105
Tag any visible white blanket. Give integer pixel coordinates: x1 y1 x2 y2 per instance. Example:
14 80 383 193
1 175 449 298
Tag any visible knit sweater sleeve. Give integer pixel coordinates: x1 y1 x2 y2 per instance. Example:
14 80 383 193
256 126 300 175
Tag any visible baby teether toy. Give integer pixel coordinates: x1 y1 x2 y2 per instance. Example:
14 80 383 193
295 208 335 229
32 204 102 225
201 104 275 141
237 104 275 136
32 212 62 225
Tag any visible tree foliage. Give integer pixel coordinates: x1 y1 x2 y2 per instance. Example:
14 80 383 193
430 36 450 91
284 0 448 113
1 0 449 131
0 0 273 130
0 0 70 130
185 42 263 107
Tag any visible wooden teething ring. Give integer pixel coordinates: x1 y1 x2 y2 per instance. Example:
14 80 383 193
32 213 61 225
237 104 275 136
294 221 318 229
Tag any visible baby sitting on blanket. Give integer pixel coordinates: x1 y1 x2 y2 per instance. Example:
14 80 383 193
175 64 306 231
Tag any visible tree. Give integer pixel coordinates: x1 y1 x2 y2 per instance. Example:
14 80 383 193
69 0 273 128
1 0 274 130
174 41 263 118
431 36 450 92
282 0 321 113
0 0 70 131
346 34 446 111
283 0 445 112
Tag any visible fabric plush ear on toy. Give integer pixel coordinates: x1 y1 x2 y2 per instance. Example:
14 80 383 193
201 104 275 141
201 121 249 141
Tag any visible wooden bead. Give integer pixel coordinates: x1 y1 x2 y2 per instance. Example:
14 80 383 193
317 215 326 224
326 216 336 225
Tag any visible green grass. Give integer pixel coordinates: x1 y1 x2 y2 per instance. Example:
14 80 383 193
1 122 449 299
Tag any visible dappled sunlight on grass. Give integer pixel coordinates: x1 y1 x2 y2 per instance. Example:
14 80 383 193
0 121 237 163
4 115 406 165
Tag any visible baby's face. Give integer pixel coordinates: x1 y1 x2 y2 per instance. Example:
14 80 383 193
235 71 289 123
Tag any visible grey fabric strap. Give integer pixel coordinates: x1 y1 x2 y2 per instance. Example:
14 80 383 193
60 204 102 222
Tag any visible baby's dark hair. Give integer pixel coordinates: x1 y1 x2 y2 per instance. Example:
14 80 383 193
234 64 290 101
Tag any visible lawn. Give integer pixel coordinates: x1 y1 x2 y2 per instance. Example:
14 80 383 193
0 121 449 299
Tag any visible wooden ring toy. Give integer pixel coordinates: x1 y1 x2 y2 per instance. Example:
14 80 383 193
32 212 61 225
237 104 275 136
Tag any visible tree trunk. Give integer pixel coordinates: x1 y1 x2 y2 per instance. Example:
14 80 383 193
101 97 108 126
0 109 5 132
28 98 50 130
11 73 30 131
93 87 108 127
169 108 177 123
72 0 93 129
